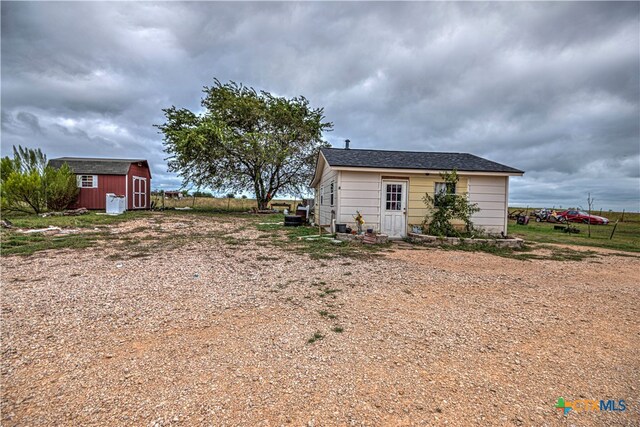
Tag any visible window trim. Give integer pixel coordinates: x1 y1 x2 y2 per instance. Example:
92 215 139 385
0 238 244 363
320 185 324 205
77 175 98 188
329 181 335 207
434 181 456 195
434 182 456 207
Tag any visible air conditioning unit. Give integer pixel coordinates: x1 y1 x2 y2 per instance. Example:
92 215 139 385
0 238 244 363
106 193 126 214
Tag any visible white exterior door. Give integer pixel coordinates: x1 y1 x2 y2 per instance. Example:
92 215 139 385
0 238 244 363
133 176 146 209
381 180 407 238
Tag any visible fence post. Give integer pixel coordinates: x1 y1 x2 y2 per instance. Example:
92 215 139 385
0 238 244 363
621 209 625 222
609 220 619 240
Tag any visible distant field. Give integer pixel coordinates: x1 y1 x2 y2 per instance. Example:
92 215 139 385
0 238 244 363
150 195 302 211
507 207 639 252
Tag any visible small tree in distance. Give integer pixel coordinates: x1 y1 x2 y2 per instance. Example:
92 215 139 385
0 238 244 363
421 170 480 237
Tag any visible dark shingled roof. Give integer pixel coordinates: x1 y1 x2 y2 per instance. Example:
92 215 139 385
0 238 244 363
321 148 523 174
48 157 148 175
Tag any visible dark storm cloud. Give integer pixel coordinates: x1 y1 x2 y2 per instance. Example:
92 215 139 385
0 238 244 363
2 2 638 210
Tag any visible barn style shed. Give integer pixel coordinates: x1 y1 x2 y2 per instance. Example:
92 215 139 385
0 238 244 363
49 157 151 210
310 147 524 238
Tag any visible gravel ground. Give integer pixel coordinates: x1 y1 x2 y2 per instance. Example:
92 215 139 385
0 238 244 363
2 214 639 426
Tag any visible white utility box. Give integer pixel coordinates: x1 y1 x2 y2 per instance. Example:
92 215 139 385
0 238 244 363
106 193 126 214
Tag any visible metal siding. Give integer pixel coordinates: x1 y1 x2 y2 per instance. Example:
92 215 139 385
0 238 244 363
469 176 508 235
316 164 338 228
127 163 152 210
73 175 126 209
337 171 382 230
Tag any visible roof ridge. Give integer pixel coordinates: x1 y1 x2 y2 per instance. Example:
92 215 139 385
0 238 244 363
51 157 146 161
323 147 470 155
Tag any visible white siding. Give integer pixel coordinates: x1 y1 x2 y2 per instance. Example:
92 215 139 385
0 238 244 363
468 176 509 235
316 164 338 228
336 171 382 232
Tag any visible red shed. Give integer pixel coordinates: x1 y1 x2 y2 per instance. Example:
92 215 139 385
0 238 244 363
48 157 152 210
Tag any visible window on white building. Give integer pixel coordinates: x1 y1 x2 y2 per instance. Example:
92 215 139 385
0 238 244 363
330 181 334 206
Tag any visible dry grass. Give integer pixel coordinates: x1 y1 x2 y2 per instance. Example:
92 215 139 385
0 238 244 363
150 195 303 211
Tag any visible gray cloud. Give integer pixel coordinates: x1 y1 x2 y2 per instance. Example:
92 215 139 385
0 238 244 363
1 1 638 210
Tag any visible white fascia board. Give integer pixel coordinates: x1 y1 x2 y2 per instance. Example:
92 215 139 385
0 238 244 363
309 152 329 187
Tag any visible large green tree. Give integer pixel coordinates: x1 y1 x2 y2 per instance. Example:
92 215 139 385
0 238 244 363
157 79 333 209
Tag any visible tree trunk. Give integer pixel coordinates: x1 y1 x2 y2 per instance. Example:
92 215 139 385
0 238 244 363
254 183 269 210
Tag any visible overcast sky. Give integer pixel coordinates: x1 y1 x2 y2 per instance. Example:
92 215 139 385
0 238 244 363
2 2 639 211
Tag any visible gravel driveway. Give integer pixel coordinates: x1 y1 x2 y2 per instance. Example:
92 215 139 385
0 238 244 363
2 214 638 426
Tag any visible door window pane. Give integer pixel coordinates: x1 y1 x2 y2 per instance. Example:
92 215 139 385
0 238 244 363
385 183 403 211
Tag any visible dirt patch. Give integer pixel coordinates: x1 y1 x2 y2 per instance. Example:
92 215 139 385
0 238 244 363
2 215 638 426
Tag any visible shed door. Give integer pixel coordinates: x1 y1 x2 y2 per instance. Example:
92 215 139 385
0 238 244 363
381 180 407 238
133 176 147 209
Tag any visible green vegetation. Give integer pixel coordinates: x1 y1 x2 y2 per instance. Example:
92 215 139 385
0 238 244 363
157 79 332 210
0 211 152 256
3 211 148 229
256 215 392 260
508 219 639 253
0 208 241 257
318 288 341 298
1 146 79 214
436 242 601 262
1 231 110 256
307 331 324 344
332 326 344 333
422 169 479 237
149 193 304 213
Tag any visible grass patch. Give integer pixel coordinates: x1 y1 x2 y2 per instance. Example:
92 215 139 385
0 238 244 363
435 242 599 262
0 230 109 256
332 326 344 333
256 216 392 260
307 331 324 344
318 310 337 319
2 211 150 229
219 235 248 246
318 287 342 298
508 219 639 253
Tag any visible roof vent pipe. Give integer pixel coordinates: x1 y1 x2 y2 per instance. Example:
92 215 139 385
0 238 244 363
345 139 350 150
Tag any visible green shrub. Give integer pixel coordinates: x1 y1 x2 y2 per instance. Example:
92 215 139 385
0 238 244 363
44 164 79 211
1 146 79 214
422 170 480 237
1 168 46 213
